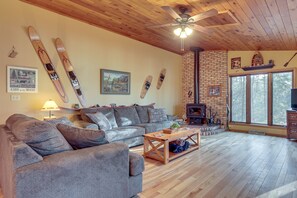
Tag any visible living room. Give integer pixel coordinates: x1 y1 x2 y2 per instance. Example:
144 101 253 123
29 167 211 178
1 0 297 197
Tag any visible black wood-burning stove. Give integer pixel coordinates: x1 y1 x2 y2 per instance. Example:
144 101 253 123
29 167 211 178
186 47 206 125
186 103 206 125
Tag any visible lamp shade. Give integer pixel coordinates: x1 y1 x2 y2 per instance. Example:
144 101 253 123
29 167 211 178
41 99 60 111
185 27 193 35
174 27 182 36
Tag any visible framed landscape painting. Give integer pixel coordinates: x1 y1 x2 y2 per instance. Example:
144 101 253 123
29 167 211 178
7 65 38 93
100 69 130 95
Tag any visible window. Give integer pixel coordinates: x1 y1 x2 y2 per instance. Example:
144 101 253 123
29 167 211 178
230 71 293 126
272 72 292 125
251 74 268 124
231 76 246 122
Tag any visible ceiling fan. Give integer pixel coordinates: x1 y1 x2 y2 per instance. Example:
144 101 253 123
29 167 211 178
149 6 218 38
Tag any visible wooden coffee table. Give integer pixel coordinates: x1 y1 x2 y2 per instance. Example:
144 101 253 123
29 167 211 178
143 128 200 164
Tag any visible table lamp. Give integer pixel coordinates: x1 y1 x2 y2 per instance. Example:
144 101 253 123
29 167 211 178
41 99 60 119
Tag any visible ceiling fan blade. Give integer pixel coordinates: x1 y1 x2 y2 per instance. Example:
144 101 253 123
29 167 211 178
147 23 179 28
191 24 213 34
161 6 181 20
190 9 218 22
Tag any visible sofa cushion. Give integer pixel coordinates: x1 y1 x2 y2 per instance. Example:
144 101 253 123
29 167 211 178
57 123 109 149
7 114 73 156
114 106 141 127
148 108 168 123
45 116 74 127
135 104 154 123
105 126 145 142
81 107 118 128
129 152 144 176
85 112 112 131
135 121 173 133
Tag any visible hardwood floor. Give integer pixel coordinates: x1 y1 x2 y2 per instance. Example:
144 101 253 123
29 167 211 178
1 132 296 198
131 132 297 198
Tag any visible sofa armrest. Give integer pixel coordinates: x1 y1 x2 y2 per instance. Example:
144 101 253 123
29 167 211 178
73 120 99 129
129 152 144 176
15 143 129 198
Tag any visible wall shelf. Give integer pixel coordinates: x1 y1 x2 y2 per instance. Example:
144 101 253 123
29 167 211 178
241 63 275 71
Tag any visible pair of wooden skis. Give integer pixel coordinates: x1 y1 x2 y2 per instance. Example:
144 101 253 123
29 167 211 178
140 69 166 99
28 26 86 107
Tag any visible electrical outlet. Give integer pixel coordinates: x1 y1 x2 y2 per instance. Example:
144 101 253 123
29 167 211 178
11 95 20 101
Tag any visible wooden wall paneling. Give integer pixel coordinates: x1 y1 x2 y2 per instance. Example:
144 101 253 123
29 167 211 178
254 0 284 49
287 0 297 43
276 0 297 49
266 0 292 49
234 0 268 37
20 0 297 53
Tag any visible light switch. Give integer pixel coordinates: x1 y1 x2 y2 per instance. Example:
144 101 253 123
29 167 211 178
11 95 20 101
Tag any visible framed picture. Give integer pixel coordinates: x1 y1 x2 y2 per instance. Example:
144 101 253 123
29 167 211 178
231 57 241 69
100 69 130 95
7 66 38 93
208 85 221 97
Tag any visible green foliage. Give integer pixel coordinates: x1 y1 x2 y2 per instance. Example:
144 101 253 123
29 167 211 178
170 123 180 129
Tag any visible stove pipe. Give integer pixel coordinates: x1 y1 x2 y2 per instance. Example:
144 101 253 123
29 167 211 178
190 47 204 104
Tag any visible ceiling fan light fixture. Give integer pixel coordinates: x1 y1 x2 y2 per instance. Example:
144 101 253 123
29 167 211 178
185 27 193 35
180 31 187 38
174 27 182 36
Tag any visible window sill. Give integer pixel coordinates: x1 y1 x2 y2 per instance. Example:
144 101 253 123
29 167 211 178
229 122 287 130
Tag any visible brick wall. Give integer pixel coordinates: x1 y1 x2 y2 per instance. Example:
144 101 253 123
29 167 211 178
182 52 195 108
182 50 228 127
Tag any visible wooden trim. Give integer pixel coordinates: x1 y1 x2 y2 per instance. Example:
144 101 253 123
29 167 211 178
207 10 241 28
268 73 272 125
230 70 294 127
229 77 233 122
246 75 251 124
293 68 296 88
228 68 294 77
230 122 287 129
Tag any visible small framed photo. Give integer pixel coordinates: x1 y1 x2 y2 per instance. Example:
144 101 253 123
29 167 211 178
231 57 241 69
208 85 221 97
100 69 130 95
7 66 38 93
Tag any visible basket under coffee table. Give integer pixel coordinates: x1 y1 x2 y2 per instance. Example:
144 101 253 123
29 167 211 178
143 128 201 164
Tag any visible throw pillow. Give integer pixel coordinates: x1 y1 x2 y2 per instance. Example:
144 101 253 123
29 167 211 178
135 104 154 123
114 106 141 127
85 112 112 131
148 108 168 123
7 114 73 156
46 116 74 127
6 114 34 130
57 123 109 149
80 107 118 128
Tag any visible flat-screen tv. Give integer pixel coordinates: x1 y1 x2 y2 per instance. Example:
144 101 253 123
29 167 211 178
292 89 297 110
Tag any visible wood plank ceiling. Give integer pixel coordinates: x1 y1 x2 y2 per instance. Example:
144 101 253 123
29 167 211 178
20 0 297 55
